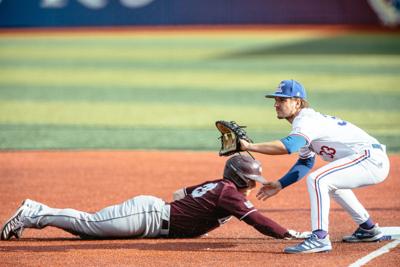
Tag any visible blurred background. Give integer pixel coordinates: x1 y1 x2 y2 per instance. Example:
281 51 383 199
0 0 399 151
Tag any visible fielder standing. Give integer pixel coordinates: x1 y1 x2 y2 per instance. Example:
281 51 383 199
240 79 390 254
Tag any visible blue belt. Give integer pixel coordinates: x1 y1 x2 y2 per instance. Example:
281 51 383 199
372 144 383 151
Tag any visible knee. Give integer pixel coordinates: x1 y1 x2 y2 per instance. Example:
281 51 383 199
306 172 318 188
306 172 331 192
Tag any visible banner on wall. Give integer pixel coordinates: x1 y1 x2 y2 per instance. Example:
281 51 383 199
39 0 155 9
0 0 381 28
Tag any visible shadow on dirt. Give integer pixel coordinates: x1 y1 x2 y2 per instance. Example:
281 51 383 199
0 241 240 252
258 207 400 213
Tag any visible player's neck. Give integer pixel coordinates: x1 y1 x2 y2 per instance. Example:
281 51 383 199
238 188 253 196
286 112 298 124
286 108 302 124
286 116 294 124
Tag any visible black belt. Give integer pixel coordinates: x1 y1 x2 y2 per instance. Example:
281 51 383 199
159 219 170 237
159 204 170 237
161 219 169 231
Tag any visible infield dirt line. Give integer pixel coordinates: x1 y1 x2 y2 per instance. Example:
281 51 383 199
0 24 396 38
349 239 400 267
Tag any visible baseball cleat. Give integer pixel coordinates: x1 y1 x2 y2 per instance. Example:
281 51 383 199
342 224 383 242
284 234 332 254
1 204 27 240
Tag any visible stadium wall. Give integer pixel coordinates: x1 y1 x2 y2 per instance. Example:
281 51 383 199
0 0 380 28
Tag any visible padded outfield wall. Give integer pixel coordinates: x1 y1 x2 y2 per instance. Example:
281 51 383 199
0 0 380 28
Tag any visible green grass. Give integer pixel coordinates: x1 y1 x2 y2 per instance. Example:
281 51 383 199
0 30 399 152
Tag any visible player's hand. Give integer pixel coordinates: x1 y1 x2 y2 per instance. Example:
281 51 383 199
286 229 312 240
256 181 282 201
240 139 250 151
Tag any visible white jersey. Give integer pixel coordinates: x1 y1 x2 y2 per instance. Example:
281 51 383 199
291 108 379 162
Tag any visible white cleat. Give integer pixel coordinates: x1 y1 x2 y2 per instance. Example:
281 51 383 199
284 234 332 254
1 203 27 240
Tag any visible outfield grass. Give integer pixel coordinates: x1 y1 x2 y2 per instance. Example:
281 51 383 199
0 29 399 152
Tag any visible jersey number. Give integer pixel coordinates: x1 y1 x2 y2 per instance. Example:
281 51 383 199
191 183 218 198
322 114 347 126
319 146 336 159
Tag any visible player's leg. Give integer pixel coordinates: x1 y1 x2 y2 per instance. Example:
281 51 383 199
330 189 369 225
330 189 383 242
284 149 387 253
310 149 389 241
328 148 389 242
283 161 339 253
2 196 168 240
308 153 369 234
308 149 388 233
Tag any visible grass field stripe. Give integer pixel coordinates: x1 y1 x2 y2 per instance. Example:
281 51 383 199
1 68 399 92
0 30 399 151
348 239 400 267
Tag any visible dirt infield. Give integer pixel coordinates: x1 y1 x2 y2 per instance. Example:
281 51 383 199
1 24 399 38
0 150 399 266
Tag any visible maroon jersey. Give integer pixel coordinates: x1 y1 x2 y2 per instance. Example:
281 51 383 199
168 179 288 238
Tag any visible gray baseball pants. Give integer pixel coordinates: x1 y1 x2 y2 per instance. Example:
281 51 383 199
21 195 171 238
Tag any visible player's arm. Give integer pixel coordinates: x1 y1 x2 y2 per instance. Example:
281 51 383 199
219 187 291 239
173 188 187 201
278 156 315 188
240 139 287 155
173 183 197 201
242 210 291 239
254 135 313 200
240 134 306 155
256 156 315 201
242 211 309 239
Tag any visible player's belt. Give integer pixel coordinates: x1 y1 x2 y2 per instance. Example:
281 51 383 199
161 219 169 231
160 204 170 237
372 144 383 151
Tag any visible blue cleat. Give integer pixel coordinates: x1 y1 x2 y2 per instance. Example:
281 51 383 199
284 234 332 254
342 224 383 242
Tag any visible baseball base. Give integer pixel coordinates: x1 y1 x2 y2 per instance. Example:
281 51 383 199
380 226 400 240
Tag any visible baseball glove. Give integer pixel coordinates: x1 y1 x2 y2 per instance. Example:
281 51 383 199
215 120 253 156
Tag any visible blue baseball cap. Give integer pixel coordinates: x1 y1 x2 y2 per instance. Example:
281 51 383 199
265 79 307 99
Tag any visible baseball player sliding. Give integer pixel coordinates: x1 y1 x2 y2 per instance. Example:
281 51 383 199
1 155 306 241
240 79 390 254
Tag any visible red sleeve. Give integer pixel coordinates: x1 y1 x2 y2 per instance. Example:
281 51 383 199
242 210 289 239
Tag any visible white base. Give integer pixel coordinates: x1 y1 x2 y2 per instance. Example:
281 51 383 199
380 227 400 239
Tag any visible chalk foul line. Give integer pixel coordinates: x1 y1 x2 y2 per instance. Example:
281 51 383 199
348 238 400 267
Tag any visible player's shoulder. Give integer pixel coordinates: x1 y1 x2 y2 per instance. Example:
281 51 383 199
222 179 237 186
205 179 233 191
199 179 241 195
293 108 318 125
298 108 318 118
201 179 242 201
218 180 242 194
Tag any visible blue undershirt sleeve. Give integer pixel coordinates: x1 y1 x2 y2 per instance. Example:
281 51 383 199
280 135 307 154
278 156 315 188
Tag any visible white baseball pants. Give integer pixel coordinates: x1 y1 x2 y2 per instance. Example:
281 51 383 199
306 146 390 232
